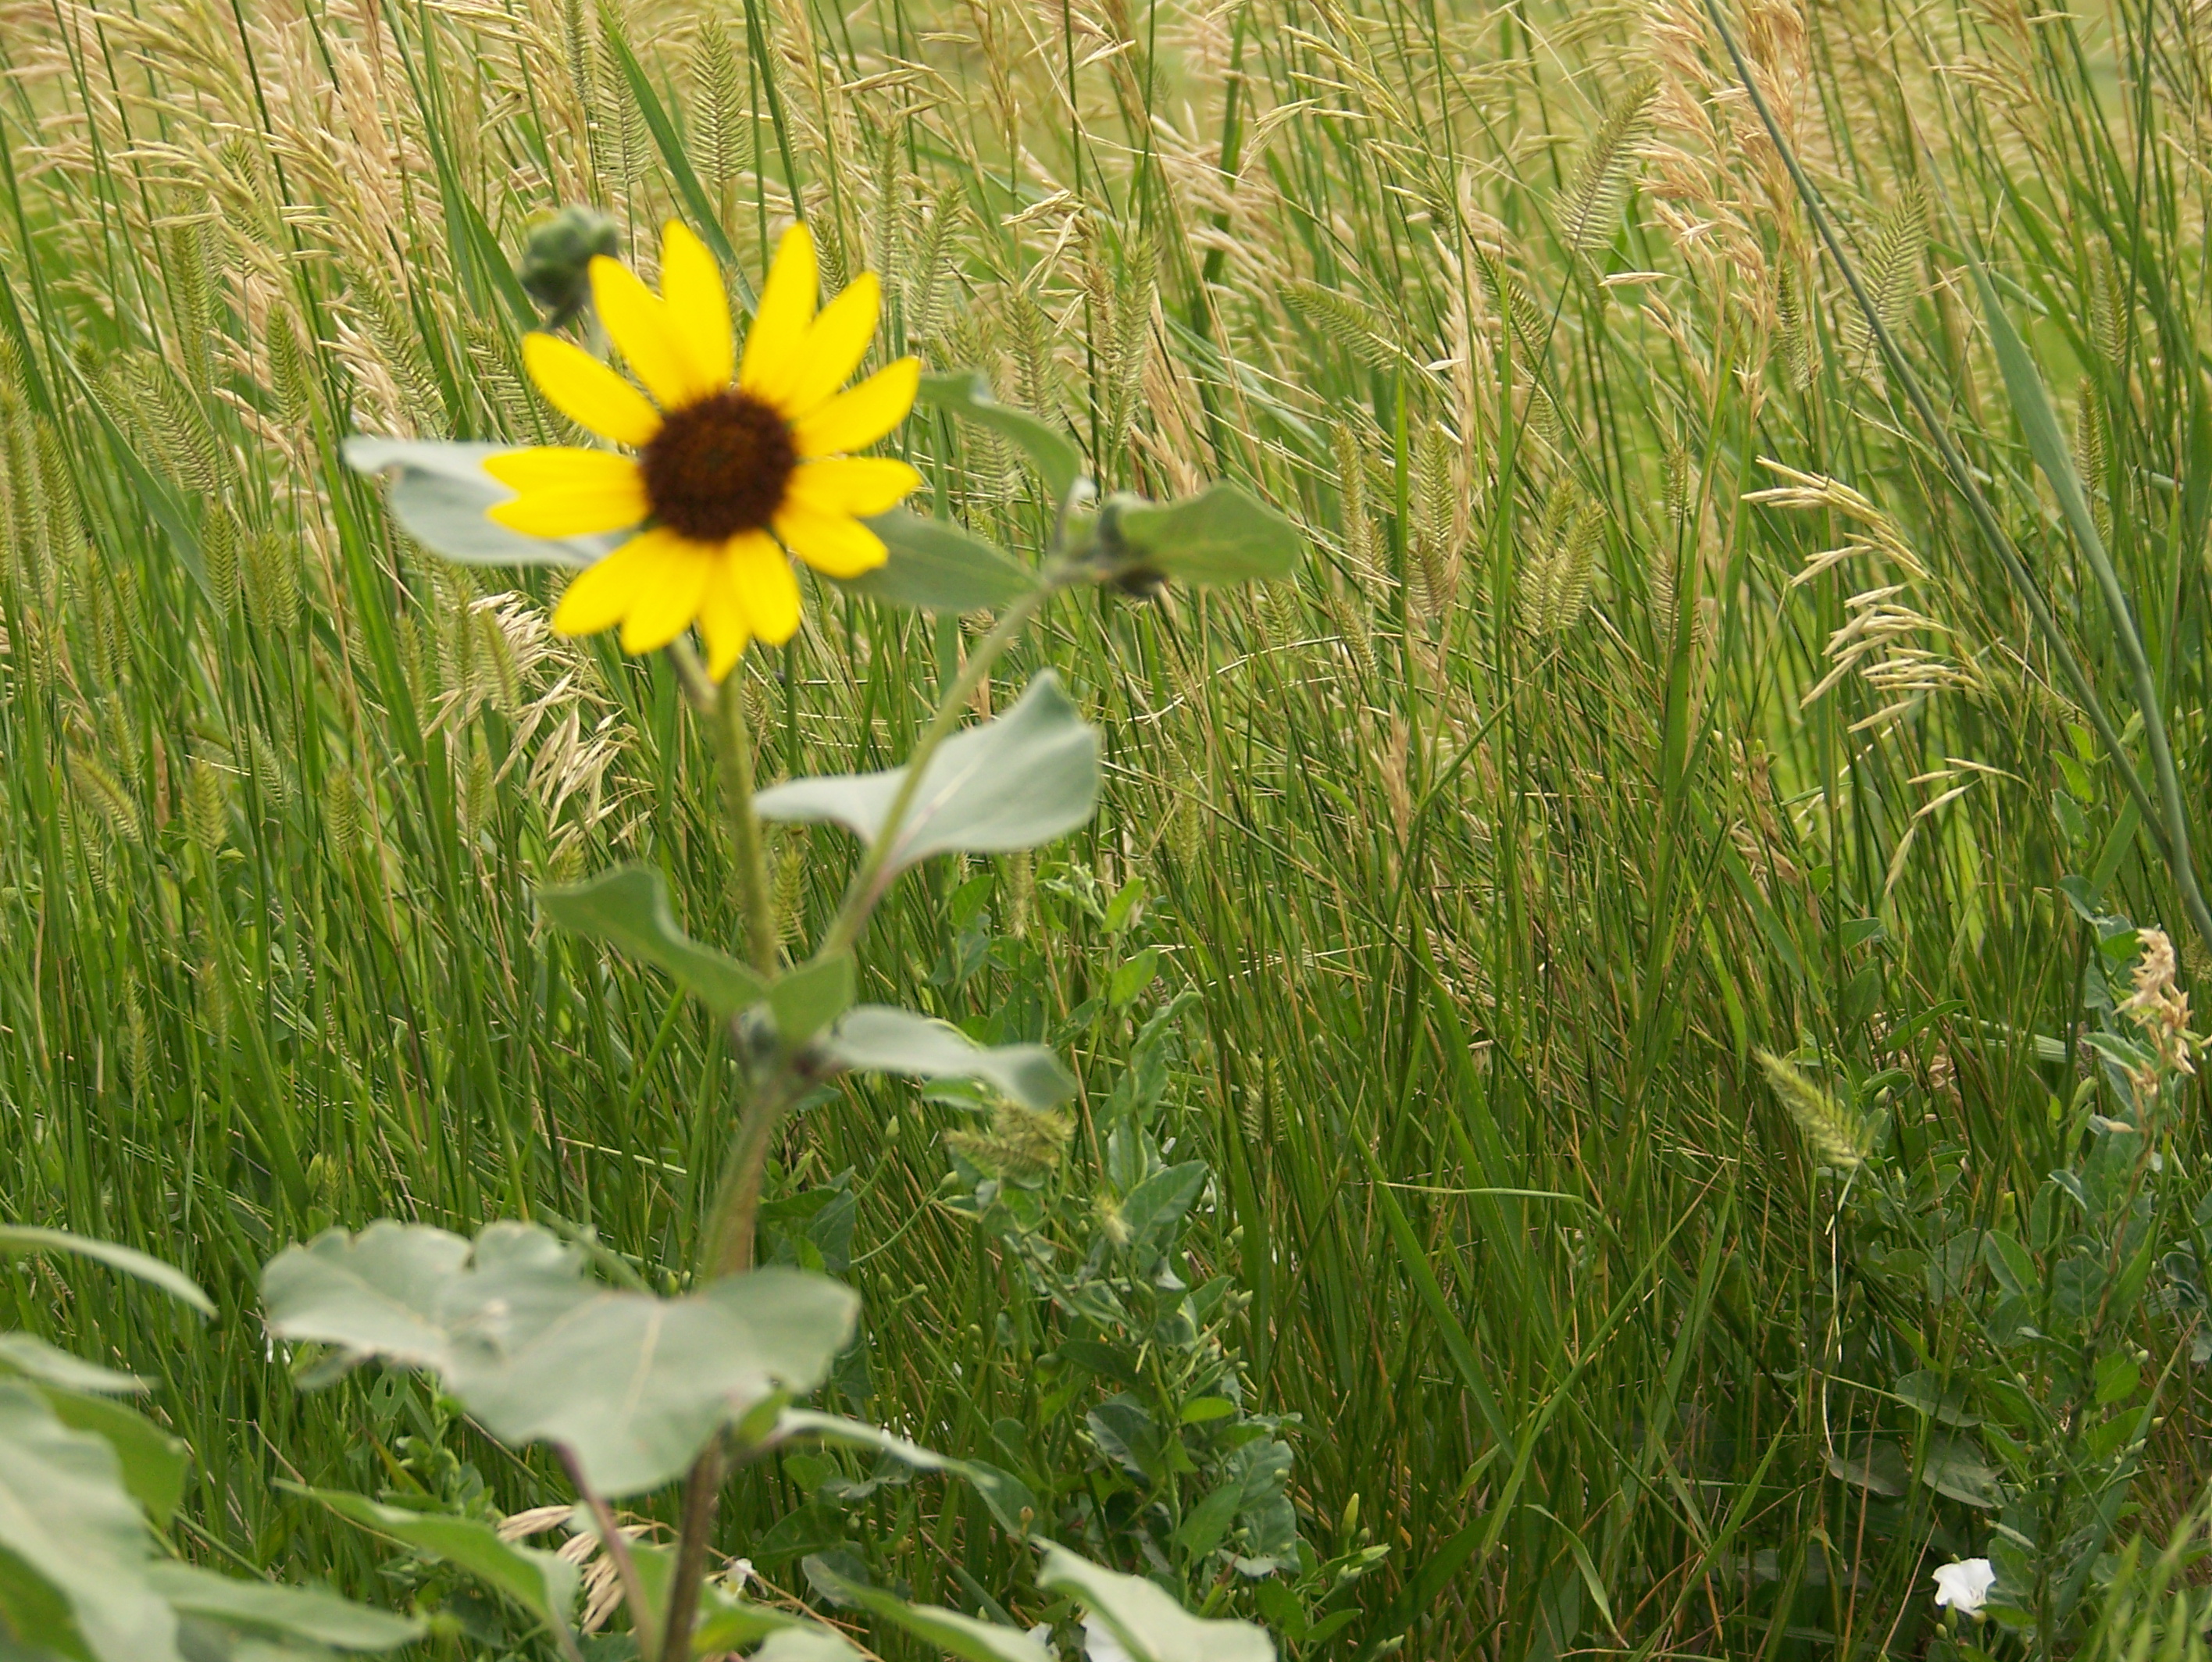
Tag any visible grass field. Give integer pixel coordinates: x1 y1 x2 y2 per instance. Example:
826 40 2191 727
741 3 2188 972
8 0 2212 1655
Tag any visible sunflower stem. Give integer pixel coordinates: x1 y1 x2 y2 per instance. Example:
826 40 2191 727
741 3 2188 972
715 668 780 975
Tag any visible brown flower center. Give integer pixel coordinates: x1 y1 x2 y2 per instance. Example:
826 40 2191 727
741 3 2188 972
640 391 797 543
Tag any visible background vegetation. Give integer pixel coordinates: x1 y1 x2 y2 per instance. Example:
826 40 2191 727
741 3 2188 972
7 0 2212 1654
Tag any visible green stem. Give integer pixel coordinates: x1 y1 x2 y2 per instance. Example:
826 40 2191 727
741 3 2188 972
717 672 779 975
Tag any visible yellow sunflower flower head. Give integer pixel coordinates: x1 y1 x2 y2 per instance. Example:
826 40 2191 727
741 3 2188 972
486 220 921 678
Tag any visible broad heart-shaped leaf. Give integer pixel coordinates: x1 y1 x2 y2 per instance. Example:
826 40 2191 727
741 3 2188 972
0 1224 214 1314
343 437 626 569
537 864 768 1017
776 1409 1039 1536
1104 484 1304 587
291 1488 578 1627
840 511 1040 612
262 1222 859 1495
755 673 1098 875
919 371 1085 504
0 1380 180 1662
804 1560 1051 1662
819 1007 1076 1111
144 1563 422 1650
1036 1543 1274 1662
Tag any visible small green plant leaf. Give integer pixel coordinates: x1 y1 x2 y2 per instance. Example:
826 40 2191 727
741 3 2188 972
755 673 1098 873
819 1007 1076 1110
1036 1542 1275 1662
775 1409 1039 1536
0 1333 148 1394
344 438 623 569
1825 1439 1908 1498
262 1222 859 1494
0 1380 180 1662
769 953 855 1046
1118 1162 1208 1257
144 1562 423 1650
919 371 1084 502
1103 484 1304 587
292 1488 580 1626
537 865 769 1016
1919 1432 2005 1510
840 512 1040 612
0 1225 214 1315
41 1389 191 1525
805 1560 1051 1662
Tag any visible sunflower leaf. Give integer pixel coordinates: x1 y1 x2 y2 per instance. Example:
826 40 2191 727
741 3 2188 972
286 1488 580 1627
0 1225 212 1315
537 864 769 1015
775 1408 1040 1535
1036 1543 1275 1662
816 1007 1076 1111
262 1222 859 1496
753 672 1098 872
918 371 1084 502
143 1563 423 1650
802 1560 1051 1662
1103 484 1304 587
845 511 1039 612
344 438 624 570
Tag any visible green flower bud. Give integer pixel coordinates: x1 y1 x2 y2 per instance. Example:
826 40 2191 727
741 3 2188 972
519 206 620 327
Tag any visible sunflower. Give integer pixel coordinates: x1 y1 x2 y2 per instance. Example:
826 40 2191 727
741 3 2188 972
485 219 920 677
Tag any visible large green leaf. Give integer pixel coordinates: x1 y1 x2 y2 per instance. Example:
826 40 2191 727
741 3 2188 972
292 1489 580 1625
144 1563 421 1650
343 438 623 569
262 1223 858 1495
42 1389 191 1525
919 372 1084 503
754 1629 865 1662
819 1007 1075 1111
805 1560 1050 1662
0 1332 148 1393
0 1225 213 1314
1036 1544 1274 1662
1104 485 1303 587
841 512 1040 612
0 1380 180 1662
755 673 1098 872
769 952 855 1046
537 864 769 1016
776 1409 1039 1536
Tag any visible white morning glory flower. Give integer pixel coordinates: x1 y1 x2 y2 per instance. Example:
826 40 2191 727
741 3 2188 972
1932 1557 1996 1614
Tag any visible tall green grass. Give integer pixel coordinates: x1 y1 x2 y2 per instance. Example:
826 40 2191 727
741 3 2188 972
4 0 2212 1653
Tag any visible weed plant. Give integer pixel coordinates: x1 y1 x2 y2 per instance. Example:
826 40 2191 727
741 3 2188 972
8 0 2212 1655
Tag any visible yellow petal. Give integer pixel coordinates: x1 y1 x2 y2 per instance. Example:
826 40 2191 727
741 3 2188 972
786 456 922 519
660 220 734 392
697 560 753 679
522 334 663 447
592 255 714 410
483 447 644 492
487 473 650 537
619 540 715 653
552 529 683 637
737 224 818 402
724 530 802 644
773 272 880 416
773 502 888 579
792 358 921 458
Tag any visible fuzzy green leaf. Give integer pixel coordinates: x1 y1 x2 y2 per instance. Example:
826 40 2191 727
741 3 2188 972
1036 1543 1274 1662
538 865 769 1016
0 1380 180 1662
293 1488 579 1626
41 1389 191 1525
919 372 1084 502
755 673 1098 872
843 512 1040 612
819 1007 1076 1111
144 1563 422 1650
1104 485 1303 587
262 1222 858 1494
0 1333 148 1394
775 1408 1040 1536
0 1225 213 1315
805 1561 1051 1662
343 438 620 569
769 953 855 1046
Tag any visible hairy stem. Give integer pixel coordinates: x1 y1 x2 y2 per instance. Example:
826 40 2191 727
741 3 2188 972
717 671 779 975
560 1447 659 1660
